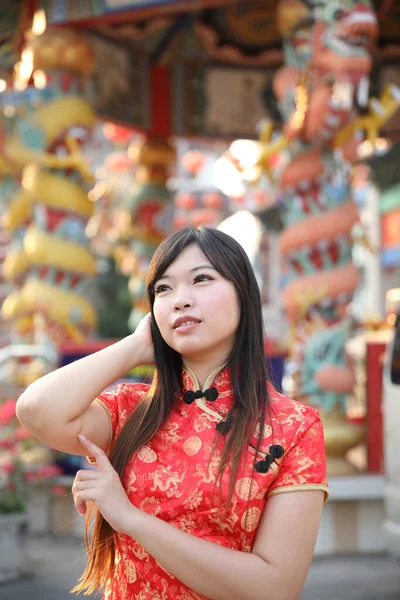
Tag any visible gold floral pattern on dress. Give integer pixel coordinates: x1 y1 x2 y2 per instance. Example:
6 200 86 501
183 488 203 510
95 368 328 599
183 436 202 456
241 506 262 533
235 477 260 501
139 496 162 516
138 445 158 463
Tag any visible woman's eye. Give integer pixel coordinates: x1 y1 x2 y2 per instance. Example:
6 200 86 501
154 284 170 295
194 274 214 284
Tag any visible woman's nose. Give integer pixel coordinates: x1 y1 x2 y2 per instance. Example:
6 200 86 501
172 297 192 311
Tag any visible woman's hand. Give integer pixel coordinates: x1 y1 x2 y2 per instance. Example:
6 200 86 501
132 312 155 365
72 435 141 534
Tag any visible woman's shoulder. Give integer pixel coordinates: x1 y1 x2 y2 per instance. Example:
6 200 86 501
116 381 151 399
268 383 320 422
96 381 151 430
266 382 323 445
262 384 328 501
98 381 151 404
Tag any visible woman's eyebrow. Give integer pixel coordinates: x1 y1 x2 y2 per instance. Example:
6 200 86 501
159 265 216 280
190 265 216 273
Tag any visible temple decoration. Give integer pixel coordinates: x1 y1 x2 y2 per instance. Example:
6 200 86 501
213 0 400 474
1 16 97 386
196 4 282 66
175 143 229 230
113 137 176 330
259 0 400 474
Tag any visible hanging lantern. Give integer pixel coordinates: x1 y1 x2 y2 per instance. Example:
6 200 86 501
103 123 135 145
104 151 132 173
202 192 224 209
192 209 217 228
173 214 189 230
175 192 197 209
181 149 206 178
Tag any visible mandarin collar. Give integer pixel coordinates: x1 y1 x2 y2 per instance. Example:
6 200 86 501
181 364 233 397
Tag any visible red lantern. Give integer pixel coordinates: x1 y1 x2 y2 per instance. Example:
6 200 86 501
192 209 216 227
175 192 197 209
135 201 164 236
202 192 224 209
181 150 206 177
253 189 274 208
104 151 131 173
173 214 188 229
103 123 135 145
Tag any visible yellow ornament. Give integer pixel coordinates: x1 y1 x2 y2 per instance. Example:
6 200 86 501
5 96 96 169
2 189 31 232
22 164 94 217
24 226 96 275
2 279 96 329
3 248 29 281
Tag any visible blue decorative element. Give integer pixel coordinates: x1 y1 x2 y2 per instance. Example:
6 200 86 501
286 240 353 281
323 180 349 207
381 246 400 268
299 322 350 413
69 306 83 325
16 120 46 152
74 279 93 296
33 205 48 230
46 267 57 285
282 179 350 228
0 178 18 205
55 218 88 246
59 273 72 291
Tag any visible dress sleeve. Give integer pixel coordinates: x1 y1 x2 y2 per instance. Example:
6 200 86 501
94 388 120 450
93 383 150 454
267 409 329 502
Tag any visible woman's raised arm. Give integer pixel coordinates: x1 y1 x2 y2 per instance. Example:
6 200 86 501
16 314 154 455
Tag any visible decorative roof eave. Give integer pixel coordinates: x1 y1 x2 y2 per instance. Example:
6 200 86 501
48 0 254 28
194 20 282 67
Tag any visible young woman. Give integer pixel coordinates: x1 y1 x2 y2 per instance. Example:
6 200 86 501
17 227 328 600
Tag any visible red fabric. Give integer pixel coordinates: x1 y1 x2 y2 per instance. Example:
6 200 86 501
96 368 328 599
366 342 385 473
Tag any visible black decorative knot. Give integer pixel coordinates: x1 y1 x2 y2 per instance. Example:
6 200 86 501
183 387 219 404
216 415 234 435
255 444 284 474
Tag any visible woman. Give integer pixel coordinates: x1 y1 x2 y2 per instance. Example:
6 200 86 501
17 227 329 600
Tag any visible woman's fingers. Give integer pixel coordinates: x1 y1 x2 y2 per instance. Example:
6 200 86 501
73 486 97 515
74 469 101 481
74 488 98 514
73 480 98 492
72 479 98 515
77 435 111 472
75 498 87 515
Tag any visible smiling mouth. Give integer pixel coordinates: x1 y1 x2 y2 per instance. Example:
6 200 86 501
174 320 201 330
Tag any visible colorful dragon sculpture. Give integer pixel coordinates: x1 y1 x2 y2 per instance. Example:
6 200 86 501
1 28 97 375
253 0 400 471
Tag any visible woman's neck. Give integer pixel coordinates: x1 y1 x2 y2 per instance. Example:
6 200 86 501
183 355 227 389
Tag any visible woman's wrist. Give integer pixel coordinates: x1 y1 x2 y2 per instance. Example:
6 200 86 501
118 333 147 372
123 504 151 539
129 333 154 367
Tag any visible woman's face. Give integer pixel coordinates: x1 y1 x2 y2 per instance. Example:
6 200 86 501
153 244 240 363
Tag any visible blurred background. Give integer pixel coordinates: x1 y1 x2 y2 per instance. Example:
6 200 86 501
0 0 400 598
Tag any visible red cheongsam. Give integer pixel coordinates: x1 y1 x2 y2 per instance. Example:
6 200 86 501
94 366 329 600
